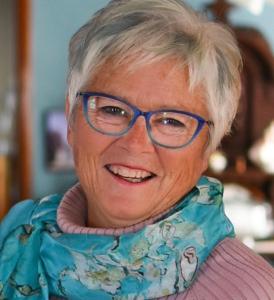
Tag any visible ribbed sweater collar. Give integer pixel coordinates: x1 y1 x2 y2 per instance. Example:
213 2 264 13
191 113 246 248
57 183 170 236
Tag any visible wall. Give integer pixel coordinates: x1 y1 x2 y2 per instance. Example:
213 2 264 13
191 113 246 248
0 1 17 157
230 4 274 51
185 0 274 51
31 0 109 198
0 0 16 99
31 0 274 198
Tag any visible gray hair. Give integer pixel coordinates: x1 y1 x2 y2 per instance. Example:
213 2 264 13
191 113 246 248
67 0 242 151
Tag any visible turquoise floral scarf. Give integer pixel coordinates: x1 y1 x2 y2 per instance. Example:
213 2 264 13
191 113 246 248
0 176 234 299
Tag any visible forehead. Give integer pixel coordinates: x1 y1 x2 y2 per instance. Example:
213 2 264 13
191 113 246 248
84 58 207 115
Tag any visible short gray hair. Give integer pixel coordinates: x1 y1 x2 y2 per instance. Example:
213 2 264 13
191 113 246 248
67 0 242 151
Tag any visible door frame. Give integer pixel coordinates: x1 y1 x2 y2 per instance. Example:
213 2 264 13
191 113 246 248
17 0 32 200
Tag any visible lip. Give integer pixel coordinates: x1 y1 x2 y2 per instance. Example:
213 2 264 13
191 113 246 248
104 163 157 186
106 163 156 174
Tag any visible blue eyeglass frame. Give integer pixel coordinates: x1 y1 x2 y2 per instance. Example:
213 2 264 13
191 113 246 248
77 91 213 149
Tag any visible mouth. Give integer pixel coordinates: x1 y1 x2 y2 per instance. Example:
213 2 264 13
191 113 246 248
105 164 156 183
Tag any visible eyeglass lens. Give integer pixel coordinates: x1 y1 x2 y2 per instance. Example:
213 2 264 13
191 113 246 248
84 95 200 148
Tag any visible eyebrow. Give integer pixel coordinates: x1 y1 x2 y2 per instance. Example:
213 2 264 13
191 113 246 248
92 89 194 112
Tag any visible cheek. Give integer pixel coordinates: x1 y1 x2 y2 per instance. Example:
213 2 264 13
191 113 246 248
71 114 99 157
72 143 95 183
70 118 114 180
72 137 103 200
161 144 207 185
70 117 98 174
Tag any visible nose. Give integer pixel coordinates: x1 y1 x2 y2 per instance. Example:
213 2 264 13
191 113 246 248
116 116 155 153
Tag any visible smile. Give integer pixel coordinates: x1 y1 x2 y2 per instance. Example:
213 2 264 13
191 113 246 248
105 164 156 183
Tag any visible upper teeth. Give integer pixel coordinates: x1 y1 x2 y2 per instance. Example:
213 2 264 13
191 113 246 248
108 165 152 179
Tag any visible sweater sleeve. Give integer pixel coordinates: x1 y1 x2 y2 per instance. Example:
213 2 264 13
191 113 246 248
170 238 274 300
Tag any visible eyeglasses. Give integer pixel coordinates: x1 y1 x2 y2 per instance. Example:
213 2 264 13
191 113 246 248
77 92 213 149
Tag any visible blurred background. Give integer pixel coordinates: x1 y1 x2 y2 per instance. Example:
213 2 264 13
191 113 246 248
0 0 273 262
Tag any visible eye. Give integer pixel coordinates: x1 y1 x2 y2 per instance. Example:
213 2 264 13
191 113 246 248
100 106 128 117
159 118 186 128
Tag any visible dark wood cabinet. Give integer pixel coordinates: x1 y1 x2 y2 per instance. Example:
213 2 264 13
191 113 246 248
205 0 274 217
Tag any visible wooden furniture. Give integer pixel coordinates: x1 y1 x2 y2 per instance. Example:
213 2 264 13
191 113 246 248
0 0 32 220
17 0 32 200
0 155 10 219
205 0 274 213
205 2 274 263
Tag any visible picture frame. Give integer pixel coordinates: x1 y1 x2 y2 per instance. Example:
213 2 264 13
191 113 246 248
44 109 74 172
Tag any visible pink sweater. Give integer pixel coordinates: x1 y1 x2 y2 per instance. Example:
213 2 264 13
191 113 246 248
54 184 274 300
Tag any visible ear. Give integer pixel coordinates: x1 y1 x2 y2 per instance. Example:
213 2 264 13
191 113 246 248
65 96 73 147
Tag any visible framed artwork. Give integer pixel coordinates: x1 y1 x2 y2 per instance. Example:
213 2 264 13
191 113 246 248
44 109 74 171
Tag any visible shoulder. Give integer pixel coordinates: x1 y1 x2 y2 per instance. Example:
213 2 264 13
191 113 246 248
0 194 63 245
183 238 274 300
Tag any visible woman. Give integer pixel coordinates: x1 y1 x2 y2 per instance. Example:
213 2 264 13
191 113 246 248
1 0 274 299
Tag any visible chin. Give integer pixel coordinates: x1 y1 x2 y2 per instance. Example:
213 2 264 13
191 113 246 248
100 194 154 227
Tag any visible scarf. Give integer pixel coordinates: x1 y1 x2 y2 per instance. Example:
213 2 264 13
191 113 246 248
0 176 234 299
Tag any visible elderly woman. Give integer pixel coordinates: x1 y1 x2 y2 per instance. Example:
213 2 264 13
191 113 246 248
1 0 274 299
